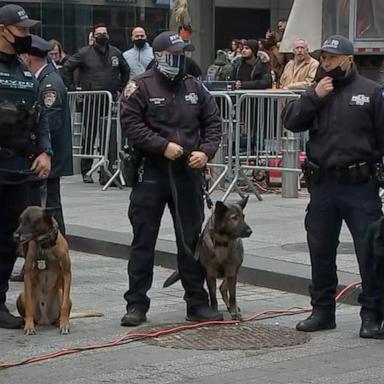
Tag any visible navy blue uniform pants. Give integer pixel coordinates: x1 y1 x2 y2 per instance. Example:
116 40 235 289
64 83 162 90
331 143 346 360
306 181 382 319
0 182 29 305
124 162 208 312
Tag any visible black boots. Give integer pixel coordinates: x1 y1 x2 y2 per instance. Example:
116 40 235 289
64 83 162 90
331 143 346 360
296 312 336 332
120 307 147 327
186 305 224 322
0 304 24 329
359 318 381 339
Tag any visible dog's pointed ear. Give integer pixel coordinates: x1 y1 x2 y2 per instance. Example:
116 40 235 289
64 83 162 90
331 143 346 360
237 195 249 210
214 201 228 219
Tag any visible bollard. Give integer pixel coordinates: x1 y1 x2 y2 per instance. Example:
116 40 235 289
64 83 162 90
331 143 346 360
281 131 300 198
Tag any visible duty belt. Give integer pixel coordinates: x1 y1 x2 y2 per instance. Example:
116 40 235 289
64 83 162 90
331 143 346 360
303 160 374 186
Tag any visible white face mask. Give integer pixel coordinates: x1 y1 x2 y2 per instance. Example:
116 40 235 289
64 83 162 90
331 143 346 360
155 51 185 79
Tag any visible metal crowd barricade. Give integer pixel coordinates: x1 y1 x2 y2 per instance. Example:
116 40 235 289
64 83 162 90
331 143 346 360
217 90 303 201
207 92 234 195
101 101 126 191
68 90 117 189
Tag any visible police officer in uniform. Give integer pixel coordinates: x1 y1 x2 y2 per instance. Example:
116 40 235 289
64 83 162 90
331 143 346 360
0 4 51 329
21 35 73 234
120 31 222 326
282 35 384 338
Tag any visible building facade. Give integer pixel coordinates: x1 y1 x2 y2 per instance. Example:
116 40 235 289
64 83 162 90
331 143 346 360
1 0 293 71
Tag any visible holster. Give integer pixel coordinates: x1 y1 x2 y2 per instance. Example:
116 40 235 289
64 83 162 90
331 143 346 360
119 145 143 187
301 159 321 192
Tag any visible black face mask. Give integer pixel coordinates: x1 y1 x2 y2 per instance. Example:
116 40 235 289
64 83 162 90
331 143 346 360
315 64 348 82
133 39 147 49
8 33 32 54
95 35 109 47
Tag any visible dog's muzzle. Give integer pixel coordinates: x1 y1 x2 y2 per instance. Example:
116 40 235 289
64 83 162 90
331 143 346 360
13 231 33 245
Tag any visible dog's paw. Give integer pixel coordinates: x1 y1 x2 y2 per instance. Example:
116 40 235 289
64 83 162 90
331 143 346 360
60 327 70 335
230 307 242 321
24 326 37 335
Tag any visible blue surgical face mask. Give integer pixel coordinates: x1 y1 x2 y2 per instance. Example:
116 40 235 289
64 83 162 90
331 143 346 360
155 51 185 80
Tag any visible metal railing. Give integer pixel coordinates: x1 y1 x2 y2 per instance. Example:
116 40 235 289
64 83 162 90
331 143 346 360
68 89 306 197
68 90 113 178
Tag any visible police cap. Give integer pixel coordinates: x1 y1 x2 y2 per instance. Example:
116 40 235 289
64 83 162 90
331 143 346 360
152 31 194 53
321 35 354 55
28 34 50 58
0 4 40 28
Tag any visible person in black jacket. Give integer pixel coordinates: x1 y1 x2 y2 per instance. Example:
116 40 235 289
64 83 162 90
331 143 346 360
234 39 272 90
0 4 51 329
119 31 222 327
63 24 130 184
21 35 73 234
282 35 384 338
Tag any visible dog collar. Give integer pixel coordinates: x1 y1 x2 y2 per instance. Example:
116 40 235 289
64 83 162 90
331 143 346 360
212 239 229 247
36 219 59 249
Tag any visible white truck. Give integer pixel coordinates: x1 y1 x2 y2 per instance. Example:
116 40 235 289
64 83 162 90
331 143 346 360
281 0 384 83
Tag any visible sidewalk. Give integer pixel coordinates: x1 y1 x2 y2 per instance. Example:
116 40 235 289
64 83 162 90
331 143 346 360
1 251 383 384
1 177 382 384
62 175 360 299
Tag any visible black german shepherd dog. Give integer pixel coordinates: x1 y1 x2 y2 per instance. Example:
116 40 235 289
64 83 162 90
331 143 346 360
163 196 252 320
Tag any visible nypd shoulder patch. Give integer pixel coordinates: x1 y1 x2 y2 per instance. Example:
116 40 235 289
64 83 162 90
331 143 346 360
43 90 57 108
123 81 139 99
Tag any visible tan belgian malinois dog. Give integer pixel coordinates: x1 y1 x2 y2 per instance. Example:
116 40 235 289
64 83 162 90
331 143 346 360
13 206 72 335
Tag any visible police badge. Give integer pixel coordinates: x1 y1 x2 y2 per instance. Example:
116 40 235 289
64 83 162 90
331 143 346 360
43 90 57 108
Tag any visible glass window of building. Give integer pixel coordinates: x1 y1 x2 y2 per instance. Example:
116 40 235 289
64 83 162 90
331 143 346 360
2 0 171 54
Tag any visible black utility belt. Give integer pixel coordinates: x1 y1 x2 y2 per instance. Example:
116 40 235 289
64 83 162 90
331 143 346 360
303 161 374 185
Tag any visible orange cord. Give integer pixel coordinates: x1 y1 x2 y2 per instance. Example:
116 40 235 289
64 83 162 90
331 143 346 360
0 280 362 370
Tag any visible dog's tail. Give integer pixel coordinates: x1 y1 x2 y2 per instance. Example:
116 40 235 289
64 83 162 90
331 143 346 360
163 271 181 288
69 311 104 319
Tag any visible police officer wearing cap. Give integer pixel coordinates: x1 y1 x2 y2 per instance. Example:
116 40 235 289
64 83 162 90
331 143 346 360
283 35 384 338
120 31 222 326
0 4 51 329
20 35 73 234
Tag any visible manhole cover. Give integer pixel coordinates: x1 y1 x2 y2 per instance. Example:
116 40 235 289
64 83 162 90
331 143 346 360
136 323 311 350
282 242 355 255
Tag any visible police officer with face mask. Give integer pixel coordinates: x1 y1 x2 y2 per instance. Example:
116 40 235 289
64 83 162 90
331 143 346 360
283 35 384 338
0 4 51 329
120 31 222 327
123 26 154 80
63 23 130 184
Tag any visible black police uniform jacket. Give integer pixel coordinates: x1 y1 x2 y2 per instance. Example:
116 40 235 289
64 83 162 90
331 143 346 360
37 63 73 178
119 67 222 160
63 44 130 97
282 66 384 168
0 52 50 162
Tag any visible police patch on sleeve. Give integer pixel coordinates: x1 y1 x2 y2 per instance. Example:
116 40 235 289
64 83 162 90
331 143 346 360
123 81 138 99
43 90 57 108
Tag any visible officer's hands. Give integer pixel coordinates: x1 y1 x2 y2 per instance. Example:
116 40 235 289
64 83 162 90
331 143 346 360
188 151 209 169
315 76 334 98
31 152 51 178
164 142 184 160
235 80 242 90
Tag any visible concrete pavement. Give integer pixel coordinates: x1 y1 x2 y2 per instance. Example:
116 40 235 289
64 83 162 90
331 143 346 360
1 251 383 384
62 175 362 299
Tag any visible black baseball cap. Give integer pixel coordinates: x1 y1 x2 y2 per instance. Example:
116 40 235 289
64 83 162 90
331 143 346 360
0 4 40 28
28 35 49 57
152 31 194 53
321 35 354 55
